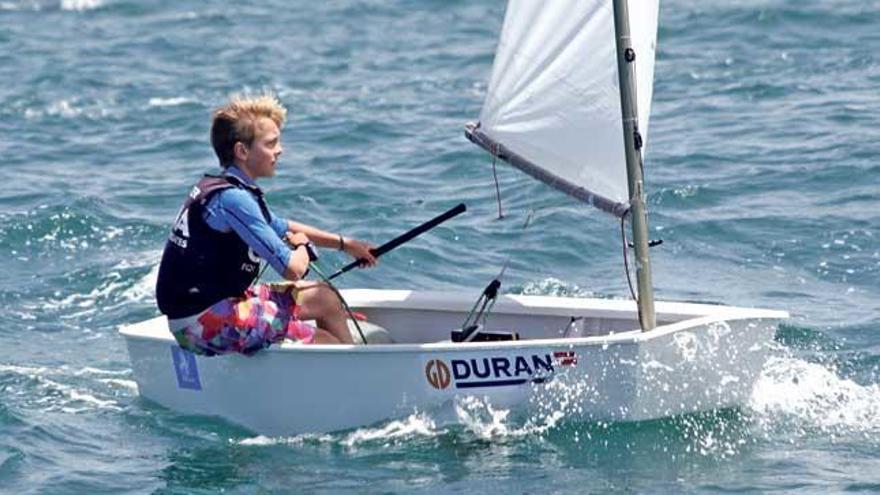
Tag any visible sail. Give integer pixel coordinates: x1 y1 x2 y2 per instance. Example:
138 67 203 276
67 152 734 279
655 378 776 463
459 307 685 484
467 0 659 216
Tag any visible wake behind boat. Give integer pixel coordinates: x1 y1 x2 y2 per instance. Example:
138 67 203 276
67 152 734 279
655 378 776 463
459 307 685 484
121 0 788 435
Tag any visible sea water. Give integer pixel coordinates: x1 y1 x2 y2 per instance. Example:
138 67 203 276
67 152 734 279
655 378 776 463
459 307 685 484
1 0 878 493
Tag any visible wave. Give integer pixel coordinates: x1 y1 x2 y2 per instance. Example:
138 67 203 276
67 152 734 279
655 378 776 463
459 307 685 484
21 254 160 324
749 354 880 438
236 433 334 447
147 97 197 108
0 363 131 415
229 349 880 455
514 277 597 298
0 0 106 12
60 0 101 11
31 264 155 317
22 97 120 121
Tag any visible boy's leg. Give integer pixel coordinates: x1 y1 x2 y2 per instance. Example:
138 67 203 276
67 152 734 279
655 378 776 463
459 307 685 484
311 328 342 344
290 280 354 344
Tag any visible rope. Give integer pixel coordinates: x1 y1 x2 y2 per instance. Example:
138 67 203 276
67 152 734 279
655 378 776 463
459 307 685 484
251 247 366 344
460 208 535 335
252 261 269 287
620 213 637 303
561 316 584 338
308 261 368 345
491 153 504 219
461 293 486 330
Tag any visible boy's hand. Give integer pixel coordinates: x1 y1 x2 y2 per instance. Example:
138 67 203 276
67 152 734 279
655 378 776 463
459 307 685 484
343 238 377 267
285 232 310 247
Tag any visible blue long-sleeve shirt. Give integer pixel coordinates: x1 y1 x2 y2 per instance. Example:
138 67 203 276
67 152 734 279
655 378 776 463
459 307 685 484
202 166 292 276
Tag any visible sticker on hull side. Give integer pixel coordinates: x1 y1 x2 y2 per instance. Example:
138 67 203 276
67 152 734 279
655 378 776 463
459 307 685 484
424 352 577 390
171 346 201 390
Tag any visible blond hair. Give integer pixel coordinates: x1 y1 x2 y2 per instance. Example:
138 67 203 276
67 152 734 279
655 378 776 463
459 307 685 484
210 94 288 167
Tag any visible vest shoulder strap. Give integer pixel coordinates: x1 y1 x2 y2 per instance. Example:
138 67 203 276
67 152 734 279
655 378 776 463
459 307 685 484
193 174 272 223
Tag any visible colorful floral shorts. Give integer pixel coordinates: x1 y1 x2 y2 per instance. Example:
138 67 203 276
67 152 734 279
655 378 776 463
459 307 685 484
169 284 316 356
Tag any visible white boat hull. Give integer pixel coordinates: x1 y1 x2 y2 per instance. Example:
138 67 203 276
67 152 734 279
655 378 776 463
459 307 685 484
120 289 787 436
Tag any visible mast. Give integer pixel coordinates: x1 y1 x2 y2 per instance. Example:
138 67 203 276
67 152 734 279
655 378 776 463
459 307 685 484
612 0 656 331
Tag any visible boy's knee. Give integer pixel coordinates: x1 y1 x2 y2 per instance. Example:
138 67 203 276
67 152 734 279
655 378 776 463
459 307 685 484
321 287 343 311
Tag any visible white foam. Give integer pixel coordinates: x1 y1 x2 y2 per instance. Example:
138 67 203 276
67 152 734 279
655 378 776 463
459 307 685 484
34 376 123 412
66 388 121 409
98 378 138 392
455 394 568 440
237 435 284 446
236 433 333 447
25 99 80 119
749 355 880 436
122 263 159 304
520 277 595 298
234 412 444 448
0 363 49 376
100 225 125 242
31 256 159 316
148 97 195 108
341 412 439 447
454 396 516 439
218 353 880 449
37 274 127 313
24 97 118 121
74 366 131 377
60 0 101 11
1 363 127 412
448 352 879 448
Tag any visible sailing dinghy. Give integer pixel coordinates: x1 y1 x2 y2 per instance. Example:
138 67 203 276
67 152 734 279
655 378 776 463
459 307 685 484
120 0 788 436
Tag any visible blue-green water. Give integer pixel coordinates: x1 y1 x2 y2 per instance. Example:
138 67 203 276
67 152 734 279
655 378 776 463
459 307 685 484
1 0 879 493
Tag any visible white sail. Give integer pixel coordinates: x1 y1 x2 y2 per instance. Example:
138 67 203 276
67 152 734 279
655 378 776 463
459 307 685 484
471 0 659 215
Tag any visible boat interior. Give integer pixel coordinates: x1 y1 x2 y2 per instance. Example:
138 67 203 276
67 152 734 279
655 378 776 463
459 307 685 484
338 290 709 345
121 290 774 347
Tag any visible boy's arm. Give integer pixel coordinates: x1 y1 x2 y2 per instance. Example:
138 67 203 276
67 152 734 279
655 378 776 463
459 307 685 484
210 190 310 280
285 220 377 267
282 232 313 281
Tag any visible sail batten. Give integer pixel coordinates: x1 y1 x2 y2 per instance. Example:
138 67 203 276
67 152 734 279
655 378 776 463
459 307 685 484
472 0 659 214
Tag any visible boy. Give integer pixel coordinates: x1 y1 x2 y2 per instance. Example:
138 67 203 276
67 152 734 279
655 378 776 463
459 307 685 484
156 94 376 355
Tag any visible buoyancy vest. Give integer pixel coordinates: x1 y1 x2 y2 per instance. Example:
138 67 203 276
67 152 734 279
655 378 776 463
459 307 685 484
155 174 271 319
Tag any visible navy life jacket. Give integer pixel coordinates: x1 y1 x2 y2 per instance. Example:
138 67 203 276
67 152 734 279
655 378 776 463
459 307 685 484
155 174 271 319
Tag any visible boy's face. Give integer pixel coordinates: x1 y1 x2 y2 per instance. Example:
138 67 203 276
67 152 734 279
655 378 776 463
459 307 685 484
241 117 283 179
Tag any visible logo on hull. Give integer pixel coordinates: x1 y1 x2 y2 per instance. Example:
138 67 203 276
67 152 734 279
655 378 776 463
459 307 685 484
171 346 201 391
425 359 451 389
424 352 577 390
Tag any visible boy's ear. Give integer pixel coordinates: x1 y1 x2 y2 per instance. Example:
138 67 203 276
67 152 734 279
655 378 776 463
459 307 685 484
234 141 248 161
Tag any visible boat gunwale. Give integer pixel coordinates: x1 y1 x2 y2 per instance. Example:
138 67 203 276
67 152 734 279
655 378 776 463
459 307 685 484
119 290 788 354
